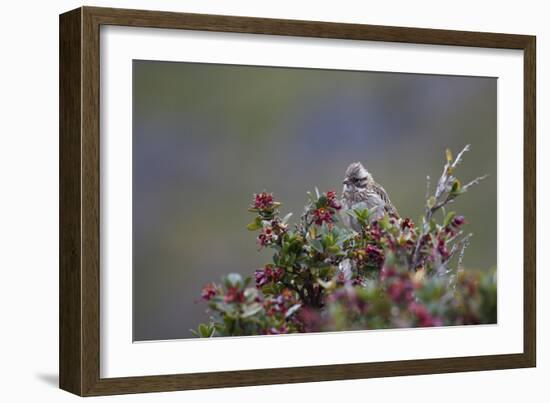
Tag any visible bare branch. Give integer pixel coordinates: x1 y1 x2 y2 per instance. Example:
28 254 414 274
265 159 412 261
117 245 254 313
451 144 471 169
446 233 472 289
462 174 489 193
457 234 472 272
409 145 483 272
447 232 471 262
425 175 431 201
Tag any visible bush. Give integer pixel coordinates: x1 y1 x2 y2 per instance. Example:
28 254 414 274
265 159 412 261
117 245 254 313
192 146 496 337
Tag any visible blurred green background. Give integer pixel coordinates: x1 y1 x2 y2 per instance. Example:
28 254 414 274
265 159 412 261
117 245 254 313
132 60 496 341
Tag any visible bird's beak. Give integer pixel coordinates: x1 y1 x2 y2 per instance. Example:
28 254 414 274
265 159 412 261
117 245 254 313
342 179 350 185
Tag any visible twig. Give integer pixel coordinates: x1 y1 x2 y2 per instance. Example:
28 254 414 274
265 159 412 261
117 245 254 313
425 175 431 200
409 145 485 271
447 233 472 289
446 231 467 259
456 235 471 272
462 174 489 192
451 144 470 169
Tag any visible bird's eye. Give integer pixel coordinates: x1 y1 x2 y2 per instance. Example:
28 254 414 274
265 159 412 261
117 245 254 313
355 178 366 187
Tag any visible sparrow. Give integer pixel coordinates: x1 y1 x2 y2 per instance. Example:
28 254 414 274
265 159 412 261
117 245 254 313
341 162 399 231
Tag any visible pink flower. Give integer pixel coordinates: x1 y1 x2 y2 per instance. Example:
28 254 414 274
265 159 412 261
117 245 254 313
326 190 342 210
224 287 245 303
297 307 322 332
351 275 364 286
272 267 284 282
263 288 294 317
387 276 414 303
252 192 274 210
336 271 346 284
437 238 450 259
453 215 466 226
330 200 342 210
401 217 414 230
200 283 217 301
270 219 288 234
445 215 467 235
365 244 384 267
380 265 397 281
408 302 442 327
255 265 284 287
369 222 382 240
254 269 269 287
313 207 333 225
257 226 274 247
267 325 289 335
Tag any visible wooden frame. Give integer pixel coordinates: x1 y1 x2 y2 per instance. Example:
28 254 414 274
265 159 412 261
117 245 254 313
59 6 536 396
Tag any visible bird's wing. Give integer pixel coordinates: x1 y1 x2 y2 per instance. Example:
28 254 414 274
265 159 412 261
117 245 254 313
372 181 399 217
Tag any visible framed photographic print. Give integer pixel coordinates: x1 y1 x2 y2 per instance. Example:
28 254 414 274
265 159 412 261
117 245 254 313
59 6 536 396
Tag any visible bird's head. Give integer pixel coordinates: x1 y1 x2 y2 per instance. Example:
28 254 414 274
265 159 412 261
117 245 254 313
343 162 372 192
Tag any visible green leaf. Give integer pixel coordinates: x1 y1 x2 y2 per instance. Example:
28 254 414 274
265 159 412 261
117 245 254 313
244 286 259 302
378 214 390 230
427 196 436 209
316 195 328 208
246 216 263 231
285 303 302 319
317 278 335 290
241 303 263 318
261 283 277 296
214 302 232 313
225 273 243 288
443 211 456 227
308 226 317 239
310 239 324 253
198 323 212 337
288 237 304 254
451 179 462 194
353 206 369 219
384 251 396 267
287 252 297 265
446 148 453 163
281 212 293 224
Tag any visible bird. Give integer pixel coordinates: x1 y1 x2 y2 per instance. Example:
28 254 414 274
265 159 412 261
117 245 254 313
341 162 399 231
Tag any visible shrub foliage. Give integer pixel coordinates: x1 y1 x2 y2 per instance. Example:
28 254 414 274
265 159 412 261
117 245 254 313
192 146 496 338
